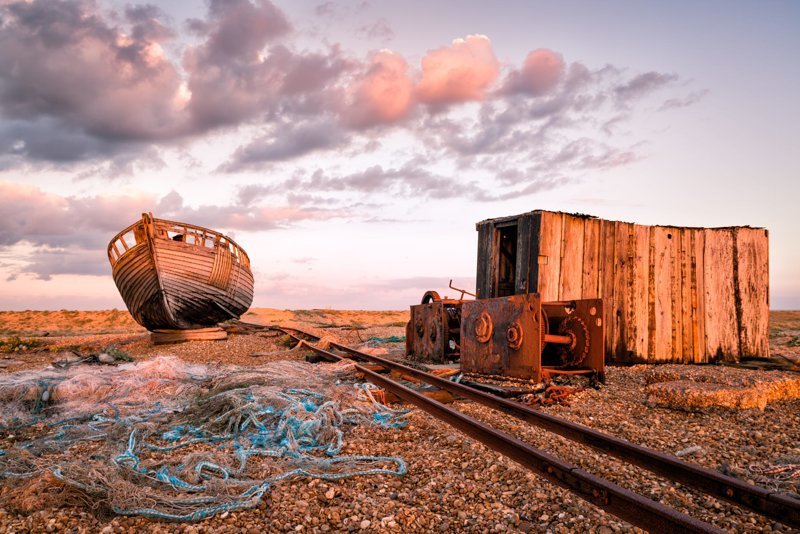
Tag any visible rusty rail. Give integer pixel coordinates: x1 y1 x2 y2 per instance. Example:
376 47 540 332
277 326 799 529
292 338 720 533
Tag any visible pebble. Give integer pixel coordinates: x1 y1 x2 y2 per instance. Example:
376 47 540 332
1 319 797 533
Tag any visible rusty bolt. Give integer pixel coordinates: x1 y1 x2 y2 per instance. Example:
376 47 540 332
507 321 524 350
475 311 493 343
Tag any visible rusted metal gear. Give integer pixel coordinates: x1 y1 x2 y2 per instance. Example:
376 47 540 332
421 290 441 304
475 310 493 343
557 315 589 366
507 320 524 350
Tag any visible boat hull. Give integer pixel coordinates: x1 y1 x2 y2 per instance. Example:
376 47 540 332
109 215 254 331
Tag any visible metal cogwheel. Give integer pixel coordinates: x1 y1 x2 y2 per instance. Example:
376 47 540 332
557 315 589 366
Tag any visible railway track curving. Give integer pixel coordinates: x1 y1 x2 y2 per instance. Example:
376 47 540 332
268 324 799 532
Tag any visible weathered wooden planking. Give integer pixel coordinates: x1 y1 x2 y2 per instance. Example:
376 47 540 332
703 229 738 361
474 210 769 363
475 223 493 298
631 225 650 358
651 227 673 361
559 215 585 300
679 228 694 362
611 222 631 358
537 211 563 301
692 230 706 363
735 228 770 357
668 228 683 362
600 219 616 356
514 213 533 294
110 214 254 332
581 218 602 298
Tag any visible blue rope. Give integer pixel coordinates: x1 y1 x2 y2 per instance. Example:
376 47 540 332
1 381 408 522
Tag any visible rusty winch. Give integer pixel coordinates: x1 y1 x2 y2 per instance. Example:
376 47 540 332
407 287 604 382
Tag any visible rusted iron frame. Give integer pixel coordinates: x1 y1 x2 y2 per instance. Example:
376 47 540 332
277 327 798 528
295 339 719 534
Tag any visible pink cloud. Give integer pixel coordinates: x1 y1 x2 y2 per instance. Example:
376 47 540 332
504 48 565 96
415 34 500 106
344 50 413 127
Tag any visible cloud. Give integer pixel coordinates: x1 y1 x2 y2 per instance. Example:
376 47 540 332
614 71 678 105
343 50 414 128
415 34 500 106
659 89 709 111
0 0 698 200
0 181 355 279
356 18 394 42
503 49 565 96
182 0 349 131
0 0 184 143
222 119 347 170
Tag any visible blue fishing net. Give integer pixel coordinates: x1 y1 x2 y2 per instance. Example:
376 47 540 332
0 357 408 521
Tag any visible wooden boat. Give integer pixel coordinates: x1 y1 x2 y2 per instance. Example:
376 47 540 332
108 213 254 331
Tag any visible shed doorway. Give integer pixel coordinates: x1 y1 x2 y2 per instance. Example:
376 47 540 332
493 223 518 297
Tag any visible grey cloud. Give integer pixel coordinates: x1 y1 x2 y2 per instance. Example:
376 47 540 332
0 0 183 140
614 71 678 105
356 18 393 41
22 247 109 280
222 120 347 171
659 89 709 111
0 182 356 279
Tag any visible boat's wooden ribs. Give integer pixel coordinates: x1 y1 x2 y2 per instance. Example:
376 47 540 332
209 245 233 290
109 213 255 331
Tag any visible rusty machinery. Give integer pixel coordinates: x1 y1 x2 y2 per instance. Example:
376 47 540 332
461 294 604 382
408 287 605 382
405 280 472 363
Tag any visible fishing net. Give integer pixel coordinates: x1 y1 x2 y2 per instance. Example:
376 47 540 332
0 356 408 521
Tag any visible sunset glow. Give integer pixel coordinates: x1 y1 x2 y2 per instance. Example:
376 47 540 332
0 0 797 311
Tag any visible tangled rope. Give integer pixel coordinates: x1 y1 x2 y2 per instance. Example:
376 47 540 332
0 357 409 521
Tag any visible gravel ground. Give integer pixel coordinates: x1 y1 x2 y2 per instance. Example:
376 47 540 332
1 316 799 533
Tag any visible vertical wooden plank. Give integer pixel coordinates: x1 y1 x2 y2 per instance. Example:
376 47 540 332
537 211 563 301
612 222 633 359
475 222 493 299
680 228 694 362
647 226 657 359
528 212 543 295
670 228 683 362
690 229 705 363
735 228 770 357
600 220 616 358
559 214 585 300
581 218 601 298
703 229 738 361
652 227 673 361
631 224 650 359
515 214 532 294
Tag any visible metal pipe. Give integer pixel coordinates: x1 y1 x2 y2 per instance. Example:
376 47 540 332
543 333 573 345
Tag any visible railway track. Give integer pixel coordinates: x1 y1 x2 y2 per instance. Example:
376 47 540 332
269 325 799 532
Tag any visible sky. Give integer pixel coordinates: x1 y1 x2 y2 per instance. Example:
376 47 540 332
0 0 798 311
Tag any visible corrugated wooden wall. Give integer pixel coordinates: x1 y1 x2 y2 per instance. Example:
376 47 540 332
535 211 769 362
476 211 769 363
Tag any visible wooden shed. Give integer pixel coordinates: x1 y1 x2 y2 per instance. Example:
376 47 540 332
475 210 769 363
